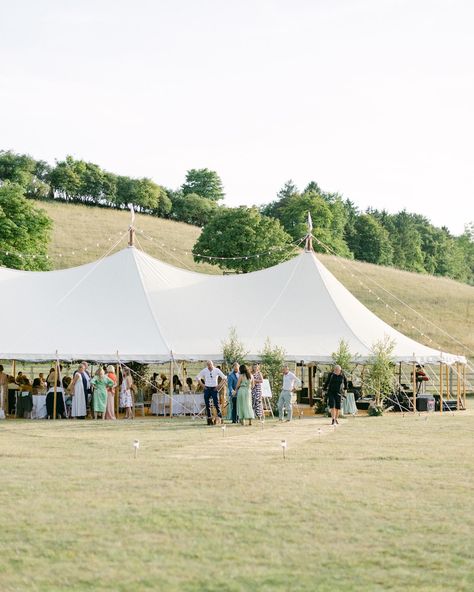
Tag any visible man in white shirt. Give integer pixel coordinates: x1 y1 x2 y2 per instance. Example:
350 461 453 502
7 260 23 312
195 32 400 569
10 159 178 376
278 365 301 422
196 361 227 425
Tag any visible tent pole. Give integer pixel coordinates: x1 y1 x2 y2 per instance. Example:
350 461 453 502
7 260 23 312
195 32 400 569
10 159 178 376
53 359 58 420
445 364 450 405
412 359 416 413
115 363 120 418
439 362 443 413
462 363 466 408
456 362 461 411
361 365 365 397
169 359 173 418
308 364 314 407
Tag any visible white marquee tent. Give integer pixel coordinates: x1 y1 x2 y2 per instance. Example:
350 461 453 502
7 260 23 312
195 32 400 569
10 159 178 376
0 245 465 365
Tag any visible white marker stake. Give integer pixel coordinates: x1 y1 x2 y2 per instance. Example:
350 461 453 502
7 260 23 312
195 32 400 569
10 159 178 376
260 420 264 430
133 439 140 459
222 425 226 437
280 439 287 459
318 427 322 443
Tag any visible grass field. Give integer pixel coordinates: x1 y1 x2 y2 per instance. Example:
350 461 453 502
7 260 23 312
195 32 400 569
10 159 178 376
38 201 473 356
1 410 473 591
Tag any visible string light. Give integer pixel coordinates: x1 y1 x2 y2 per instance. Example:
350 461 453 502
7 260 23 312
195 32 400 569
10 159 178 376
312 235 467 356
135 227 305 262
0 230 129 264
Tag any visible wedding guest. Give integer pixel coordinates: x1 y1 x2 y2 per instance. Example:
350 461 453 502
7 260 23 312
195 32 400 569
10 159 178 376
120 368 134 420
46 368 55 388
105 365 117 420
151 373 159 394
81 361 92 413
46 379 66 419
324 364 347 426
38 373 47 390
17 376 33 419
184 377 194 393
173 374 183 394
196 361 226 425
278 365 301 422
159 373 169 391
251 363 264 420
235 364 254 426
0 365 8 415
91 368 114 420
69 363 87 419
226 362 240 423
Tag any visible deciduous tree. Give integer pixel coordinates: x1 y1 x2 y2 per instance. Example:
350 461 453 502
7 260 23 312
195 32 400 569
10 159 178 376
193 207 294 272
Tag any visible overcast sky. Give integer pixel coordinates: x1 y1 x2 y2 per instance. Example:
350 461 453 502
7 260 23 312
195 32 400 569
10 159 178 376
1 0 473 234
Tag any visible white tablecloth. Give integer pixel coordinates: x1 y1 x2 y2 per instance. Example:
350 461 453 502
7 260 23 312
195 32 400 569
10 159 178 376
150 393 205 416
31 395 47 419
342 392 357 415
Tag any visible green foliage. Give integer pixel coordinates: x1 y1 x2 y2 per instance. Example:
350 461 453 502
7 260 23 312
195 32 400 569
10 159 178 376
366 337 396 404
367 403 384 416
263 181 352 257
221 327 249 372
0 150 50 198
0 182 51 270
47 156 171 214
331 339 354 373
259 338 286 411
115 175 169 212
193 206 295 273
370 209 425 272
181 168 224 202
346 214 393 265
170 192 219 226
126 362 151 391
2 150 473 285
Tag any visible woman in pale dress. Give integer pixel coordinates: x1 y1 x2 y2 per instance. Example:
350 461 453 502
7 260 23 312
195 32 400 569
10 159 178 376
105 365 117 420
91 368 114 420
69 363 87 419
120 368 134 419
235 364 255 426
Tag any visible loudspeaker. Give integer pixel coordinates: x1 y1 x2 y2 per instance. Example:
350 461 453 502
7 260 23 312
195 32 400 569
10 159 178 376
442 399 459 411
416 396 435 412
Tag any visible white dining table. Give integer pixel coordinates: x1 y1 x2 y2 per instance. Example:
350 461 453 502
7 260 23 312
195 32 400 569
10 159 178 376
150 392 205 416
31 394 47 419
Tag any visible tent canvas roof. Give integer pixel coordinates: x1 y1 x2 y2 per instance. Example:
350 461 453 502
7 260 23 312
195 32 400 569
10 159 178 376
0 246 465 364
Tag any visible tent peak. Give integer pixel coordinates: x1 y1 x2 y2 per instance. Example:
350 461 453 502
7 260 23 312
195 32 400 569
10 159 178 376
304 212 313 252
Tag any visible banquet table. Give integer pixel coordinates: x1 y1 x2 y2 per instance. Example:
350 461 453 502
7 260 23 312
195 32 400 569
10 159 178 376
150 392 205 416
342 392 357 415
31 394 47 419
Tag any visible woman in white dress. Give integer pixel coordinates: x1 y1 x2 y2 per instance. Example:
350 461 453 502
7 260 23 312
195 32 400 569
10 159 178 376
69 363 87 419
120 368 134 419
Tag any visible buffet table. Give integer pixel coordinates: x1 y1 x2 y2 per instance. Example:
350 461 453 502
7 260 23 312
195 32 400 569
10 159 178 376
31 394 47 419
150 392 205 416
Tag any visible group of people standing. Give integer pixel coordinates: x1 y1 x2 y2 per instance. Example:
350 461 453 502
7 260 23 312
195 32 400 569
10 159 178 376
195 361 265 426
195 361 302 426
68 363 135 420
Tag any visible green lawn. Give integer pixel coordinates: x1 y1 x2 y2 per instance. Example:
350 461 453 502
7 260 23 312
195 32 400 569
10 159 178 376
1 410 473 591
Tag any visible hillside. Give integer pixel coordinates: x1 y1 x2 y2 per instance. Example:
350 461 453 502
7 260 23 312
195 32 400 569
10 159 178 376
39 201 474 356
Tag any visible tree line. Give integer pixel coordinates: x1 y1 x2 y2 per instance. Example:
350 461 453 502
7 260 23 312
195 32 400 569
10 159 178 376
0 150 472 283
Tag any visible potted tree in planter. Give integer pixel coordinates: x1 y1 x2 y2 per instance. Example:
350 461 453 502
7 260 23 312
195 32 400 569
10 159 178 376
366 337 396 416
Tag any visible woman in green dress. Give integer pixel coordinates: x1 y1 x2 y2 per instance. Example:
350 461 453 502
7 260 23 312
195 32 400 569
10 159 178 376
91 368 114 420
235 364 255 426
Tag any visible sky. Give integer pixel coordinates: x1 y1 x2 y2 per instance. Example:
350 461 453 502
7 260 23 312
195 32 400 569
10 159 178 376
1 0 473 235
